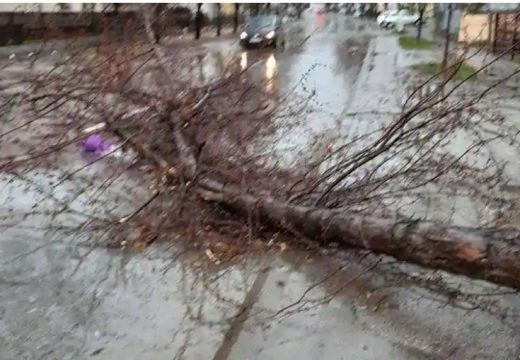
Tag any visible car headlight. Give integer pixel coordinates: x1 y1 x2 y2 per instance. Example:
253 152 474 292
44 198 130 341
240 31 248 40
266 31 276 39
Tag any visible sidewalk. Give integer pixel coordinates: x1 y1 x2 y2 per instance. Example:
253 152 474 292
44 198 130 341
343 31 514 228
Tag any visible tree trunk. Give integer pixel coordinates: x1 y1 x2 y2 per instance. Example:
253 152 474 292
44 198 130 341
195 3 202 40
441 4 453 72
233 3 239 33
416 5 425 40
199 181 520 290
216 3 221 37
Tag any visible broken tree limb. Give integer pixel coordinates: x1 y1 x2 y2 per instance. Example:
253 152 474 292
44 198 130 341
163 108 520 290
161 122 520 290
199 183 520 290
122 15 520 290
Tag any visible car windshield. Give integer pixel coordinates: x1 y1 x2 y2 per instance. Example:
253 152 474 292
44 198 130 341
247 15 277 29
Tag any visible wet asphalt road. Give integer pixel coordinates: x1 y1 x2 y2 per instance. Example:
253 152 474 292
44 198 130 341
1 15 520 360
198 15 379 166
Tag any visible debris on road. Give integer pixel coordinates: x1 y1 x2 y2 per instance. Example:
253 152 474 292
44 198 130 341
81 134 110 153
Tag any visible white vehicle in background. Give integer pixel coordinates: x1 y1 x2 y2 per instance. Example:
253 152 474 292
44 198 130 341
377 9 421 28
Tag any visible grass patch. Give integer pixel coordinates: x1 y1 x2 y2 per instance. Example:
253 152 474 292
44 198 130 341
410 62 477 81
398 36 433 50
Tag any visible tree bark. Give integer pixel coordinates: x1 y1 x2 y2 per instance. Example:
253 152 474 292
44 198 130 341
200 180 520 290
416 4 425 40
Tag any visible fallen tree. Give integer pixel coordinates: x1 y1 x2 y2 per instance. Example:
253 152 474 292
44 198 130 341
2 5 520 290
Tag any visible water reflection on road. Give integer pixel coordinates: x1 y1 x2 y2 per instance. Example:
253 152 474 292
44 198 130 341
195 16 377 168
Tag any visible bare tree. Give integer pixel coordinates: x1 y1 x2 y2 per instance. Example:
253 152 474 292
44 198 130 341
2 5 520 290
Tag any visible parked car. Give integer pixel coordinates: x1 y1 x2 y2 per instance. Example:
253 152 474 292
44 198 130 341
240 15 284 48
377 9 421 28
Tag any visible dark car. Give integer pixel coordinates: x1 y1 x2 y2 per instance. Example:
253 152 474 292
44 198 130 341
239 15 284 48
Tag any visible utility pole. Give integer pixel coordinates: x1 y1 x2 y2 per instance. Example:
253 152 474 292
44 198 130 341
441 3 453 71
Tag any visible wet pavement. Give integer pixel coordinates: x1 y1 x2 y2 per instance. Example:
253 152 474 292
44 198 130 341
191 16 381 167
2 15 520 359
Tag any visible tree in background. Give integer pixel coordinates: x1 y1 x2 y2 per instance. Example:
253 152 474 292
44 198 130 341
195 3 202 40
233 3 240 33
441 3 453 72
216 3 221 37
416 3 426 40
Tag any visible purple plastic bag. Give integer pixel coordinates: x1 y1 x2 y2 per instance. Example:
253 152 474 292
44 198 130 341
81 134 110 153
